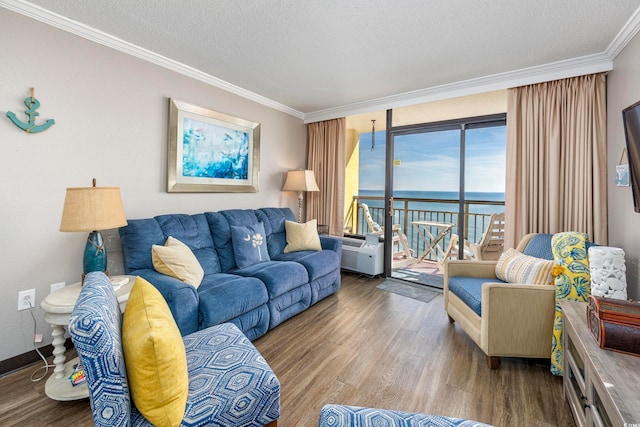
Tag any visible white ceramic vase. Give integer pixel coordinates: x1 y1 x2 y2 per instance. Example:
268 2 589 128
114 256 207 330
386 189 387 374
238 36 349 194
588 246 627 300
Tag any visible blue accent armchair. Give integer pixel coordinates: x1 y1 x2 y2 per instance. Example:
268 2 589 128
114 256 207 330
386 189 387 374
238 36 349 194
69 272 280 427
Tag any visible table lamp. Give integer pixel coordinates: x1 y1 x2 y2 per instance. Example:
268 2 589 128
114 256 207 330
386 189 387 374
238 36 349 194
60 179 127 280
282 170 319 222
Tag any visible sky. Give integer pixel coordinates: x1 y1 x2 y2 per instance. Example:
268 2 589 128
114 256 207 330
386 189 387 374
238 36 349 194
358 125 506 193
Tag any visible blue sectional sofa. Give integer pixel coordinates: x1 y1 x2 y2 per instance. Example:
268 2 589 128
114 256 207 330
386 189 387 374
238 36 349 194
119 207 341 340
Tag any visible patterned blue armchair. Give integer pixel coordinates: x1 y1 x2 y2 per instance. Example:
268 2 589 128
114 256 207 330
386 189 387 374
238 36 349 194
69 272 280 427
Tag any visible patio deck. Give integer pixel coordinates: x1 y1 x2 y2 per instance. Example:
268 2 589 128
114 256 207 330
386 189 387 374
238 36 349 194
391 257 444 289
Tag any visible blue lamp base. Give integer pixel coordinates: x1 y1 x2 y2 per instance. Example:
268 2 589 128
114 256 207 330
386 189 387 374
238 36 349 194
83 231 107 279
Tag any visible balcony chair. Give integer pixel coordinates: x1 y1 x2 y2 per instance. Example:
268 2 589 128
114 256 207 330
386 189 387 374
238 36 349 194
466 212 505 261
69 272 280 427
360 203 413 259
441 212 505 264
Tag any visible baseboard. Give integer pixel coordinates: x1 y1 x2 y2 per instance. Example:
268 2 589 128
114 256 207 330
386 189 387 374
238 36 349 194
0 338 74 377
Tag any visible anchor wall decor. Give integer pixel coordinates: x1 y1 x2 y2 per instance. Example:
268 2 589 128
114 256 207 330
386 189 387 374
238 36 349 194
6 87 55 134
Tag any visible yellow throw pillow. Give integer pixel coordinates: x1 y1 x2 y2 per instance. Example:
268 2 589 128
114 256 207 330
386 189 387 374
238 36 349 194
152 236 204 288
495 248 555 285
123 277 188 427
284 219 322 253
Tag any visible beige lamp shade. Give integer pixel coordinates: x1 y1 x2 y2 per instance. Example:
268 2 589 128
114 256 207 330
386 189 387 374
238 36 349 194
60 186 128 232
282 170 320 192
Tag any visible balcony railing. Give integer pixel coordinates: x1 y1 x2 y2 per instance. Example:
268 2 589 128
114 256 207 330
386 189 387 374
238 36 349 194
346 195 505 263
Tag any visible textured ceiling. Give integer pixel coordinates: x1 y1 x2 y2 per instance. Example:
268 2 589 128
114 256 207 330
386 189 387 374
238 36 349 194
7 0 640 120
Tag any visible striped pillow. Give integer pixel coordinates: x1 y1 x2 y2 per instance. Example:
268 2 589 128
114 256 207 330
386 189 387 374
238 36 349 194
495 248 555 285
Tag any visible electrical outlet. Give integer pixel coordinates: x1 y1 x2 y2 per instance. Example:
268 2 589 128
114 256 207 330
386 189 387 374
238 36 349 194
17 289 36 311
50 282 66 294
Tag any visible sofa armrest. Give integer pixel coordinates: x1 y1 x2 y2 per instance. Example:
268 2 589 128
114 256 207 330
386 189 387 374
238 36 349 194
480 283 556 357
132 269 200 336
320 235 342 255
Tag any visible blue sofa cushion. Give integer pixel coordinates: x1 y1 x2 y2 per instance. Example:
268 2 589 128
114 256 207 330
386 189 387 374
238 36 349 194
197 273 268 327
256 207 295 256
133 269 200 336
448 276 503 317
205 209 261 272
234 260 309 299
230 222 270 268
273 250 339 282
120 218 166 272
155 214 222 275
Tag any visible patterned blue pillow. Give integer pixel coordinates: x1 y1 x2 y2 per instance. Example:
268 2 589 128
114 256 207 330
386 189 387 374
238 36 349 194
230 222 270 268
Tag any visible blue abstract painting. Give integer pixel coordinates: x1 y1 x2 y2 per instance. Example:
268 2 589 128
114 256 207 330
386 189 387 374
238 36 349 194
182 117 249 180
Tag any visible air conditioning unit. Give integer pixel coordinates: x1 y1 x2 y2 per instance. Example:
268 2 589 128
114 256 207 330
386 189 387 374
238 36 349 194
339 234 384 276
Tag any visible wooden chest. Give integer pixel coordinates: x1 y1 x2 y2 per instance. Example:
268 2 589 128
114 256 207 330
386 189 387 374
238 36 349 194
587 295 640 356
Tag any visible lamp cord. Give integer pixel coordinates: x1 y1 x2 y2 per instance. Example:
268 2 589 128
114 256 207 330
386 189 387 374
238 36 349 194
25 299 61 382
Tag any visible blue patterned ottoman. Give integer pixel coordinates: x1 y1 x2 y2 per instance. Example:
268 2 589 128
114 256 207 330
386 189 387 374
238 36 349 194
318 404 493 427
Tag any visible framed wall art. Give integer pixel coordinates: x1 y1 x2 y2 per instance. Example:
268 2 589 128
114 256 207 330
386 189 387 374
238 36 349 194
167 98 260 192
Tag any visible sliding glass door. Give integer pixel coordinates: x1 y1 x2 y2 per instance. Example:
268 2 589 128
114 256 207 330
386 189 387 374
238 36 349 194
384 113 506 283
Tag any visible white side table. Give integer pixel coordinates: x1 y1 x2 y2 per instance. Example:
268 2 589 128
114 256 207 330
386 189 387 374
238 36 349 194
40 275 135 401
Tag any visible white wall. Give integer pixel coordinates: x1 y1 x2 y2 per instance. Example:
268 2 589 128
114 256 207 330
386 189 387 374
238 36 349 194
0 9 306 362
608 30 640 301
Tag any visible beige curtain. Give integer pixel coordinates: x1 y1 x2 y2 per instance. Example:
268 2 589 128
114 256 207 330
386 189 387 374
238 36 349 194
505 73 607 248
307 118 346 235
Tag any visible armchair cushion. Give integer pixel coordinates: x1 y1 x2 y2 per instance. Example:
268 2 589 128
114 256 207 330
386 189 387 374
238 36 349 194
284 219 322 253
448 277 492 316
123 277 188 427
230 222 270 268
495 248 555 285
152 236 204 288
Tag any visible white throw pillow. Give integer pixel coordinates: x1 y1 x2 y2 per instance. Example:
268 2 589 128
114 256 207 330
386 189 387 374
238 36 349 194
495 248 555 285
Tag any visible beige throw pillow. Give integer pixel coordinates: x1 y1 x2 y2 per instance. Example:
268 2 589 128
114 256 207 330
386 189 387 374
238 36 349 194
152 236 204 288
284 219 322 253
495 248 555 285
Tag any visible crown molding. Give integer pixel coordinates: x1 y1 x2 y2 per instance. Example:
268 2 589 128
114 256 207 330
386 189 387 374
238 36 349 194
0 0 305 120
605 5 640 60
304 6 640 124
4 0 640 125
303 53 613 124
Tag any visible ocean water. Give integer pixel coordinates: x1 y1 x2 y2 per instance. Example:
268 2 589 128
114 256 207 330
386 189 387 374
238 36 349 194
358 189 504 213
356 189 505 249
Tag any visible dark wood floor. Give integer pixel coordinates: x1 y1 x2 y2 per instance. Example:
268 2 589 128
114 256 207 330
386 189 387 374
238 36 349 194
0 273 575 427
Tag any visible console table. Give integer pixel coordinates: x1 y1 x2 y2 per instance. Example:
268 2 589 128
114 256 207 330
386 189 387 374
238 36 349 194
561 300 640 426
40 275 134 401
